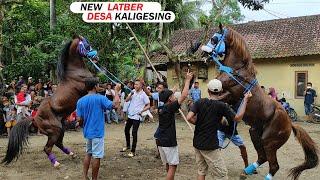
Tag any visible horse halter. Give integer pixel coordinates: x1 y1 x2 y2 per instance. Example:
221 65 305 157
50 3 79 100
202 28 257 94
77 37 98 60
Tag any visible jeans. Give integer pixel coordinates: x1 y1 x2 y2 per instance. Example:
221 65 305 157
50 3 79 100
124 118 140 153
105 109 119 123
305 103 312 115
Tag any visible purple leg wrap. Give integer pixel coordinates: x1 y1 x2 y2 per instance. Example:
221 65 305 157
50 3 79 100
62 147 71 154
48 153 57 164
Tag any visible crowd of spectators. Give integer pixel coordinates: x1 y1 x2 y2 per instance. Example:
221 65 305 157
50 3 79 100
0 76 58 136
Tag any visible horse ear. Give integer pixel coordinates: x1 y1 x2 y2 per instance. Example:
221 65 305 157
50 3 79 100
72 34 80 39
219 22 223 32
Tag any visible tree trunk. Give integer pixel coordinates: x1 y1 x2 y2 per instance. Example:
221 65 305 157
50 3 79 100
158 0 166 40
50 0 57 31
0 4 4 67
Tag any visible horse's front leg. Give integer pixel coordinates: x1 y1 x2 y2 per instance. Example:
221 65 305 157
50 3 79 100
241 127 267 179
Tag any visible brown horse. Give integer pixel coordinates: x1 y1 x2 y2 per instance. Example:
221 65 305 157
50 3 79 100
2 35 94 167
202 24 318 179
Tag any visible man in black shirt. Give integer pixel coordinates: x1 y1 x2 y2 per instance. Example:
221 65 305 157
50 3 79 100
187 79 251 180
157 71 193 180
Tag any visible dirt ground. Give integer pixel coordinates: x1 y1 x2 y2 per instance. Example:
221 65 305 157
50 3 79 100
0 119 319 180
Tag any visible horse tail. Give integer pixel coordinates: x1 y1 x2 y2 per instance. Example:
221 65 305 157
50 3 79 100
1 118 32 165
289 123 319 180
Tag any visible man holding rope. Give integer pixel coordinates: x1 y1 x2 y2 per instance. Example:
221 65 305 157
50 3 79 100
186 79 252 180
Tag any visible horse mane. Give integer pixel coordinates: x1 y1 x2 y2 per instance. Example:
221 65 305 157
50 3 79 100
57 41 72 82
226 28 257 76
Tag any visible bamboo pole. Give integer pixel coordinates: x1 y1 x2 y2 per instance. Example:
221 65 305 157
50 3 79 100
125 23 194 132
125 23 163 82
179 109 194 132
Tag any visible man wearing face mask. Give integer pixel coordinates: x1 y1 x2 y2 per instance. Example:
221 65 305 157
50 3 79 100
304 82 317 122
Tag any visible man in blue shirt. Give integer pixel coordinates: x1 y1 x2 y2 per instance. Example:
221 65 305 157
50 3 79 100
304 82 317 121
189 81 201 102
76 77 120 180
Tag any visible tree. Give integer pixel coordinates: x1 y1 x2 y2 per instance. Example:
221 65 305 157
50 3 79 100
49 0 56 31
238 0 270 10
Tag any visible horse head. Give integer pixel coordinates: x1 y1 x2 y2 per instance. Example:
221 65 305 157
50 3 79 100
57 35 98 82
201 23 257 103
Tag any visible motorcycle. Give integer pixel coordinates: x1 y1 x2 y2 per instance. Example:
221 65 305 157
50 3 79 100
310 104 320 123
279 97 298 122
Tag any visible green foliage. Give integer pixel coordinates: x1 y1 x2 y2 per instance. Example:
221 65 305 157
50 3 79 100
198 0 243 27
0 0 247 83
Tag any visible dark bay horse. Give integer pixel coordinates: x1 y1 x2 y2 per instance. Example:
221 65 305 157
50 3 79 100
2 35 94 167
201 24 318 180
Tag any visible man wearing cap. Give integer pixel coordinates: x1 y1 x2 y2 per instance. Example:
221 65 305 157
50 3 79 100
186 79 252 180
157 72 193 180
304 82 317 122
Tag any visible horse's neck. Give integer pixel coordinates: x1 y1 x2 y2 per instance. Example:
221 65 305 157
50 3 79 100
65 58 92 79
67 57 85 68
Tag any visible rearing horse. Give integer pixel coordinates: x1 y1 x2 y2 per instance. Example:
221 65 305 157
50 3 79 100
2 35 95 167
201 24 318 180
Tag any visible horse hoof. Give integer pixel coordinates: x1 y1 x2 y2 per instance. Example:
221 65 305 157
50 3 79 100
53 161 61 168
69 152 77 159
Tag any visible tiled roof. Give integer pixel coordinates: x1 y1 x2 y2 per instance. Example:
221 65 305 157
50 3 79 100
152 14 320 64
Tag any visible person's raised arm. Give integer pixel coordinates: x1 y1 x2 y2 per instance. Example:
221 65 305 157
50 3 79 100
234 92 252 122
178 71 194 105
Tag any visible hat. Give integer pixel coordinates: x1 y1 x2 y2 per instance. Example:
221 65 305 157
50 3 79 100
207 79 222 92
159 90 173 103
28 77 32 80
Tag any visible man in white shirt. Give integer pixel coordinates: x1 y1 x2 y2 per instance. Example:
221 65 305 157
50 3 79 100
121 80 150 157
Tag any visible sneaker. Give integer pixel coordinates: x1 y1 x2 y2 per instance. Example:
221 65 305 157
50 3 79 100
127 152 135 157
120 147 130 152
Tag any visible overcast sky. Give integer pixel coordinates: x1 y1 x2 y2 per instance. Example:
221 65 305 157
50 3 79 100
198 0 320 23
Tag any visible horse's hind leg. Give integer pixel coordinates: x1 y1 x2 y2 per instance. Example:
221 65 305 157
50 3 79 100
242 127 267 177
262 111 291 179
55 129 76 158
44 134 61 167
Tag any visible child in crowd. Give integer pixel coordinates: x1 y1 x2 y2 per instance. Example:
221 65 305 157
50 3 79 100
5 107 17 137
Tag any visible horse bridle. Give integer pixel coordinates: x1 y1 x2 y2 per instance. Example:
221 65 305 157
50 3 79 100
77 37 98 60
204 28 258 94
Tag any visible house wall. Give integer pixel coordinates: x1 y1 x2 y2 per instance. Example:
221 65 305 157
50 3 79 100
254 55 320 116
165 55 320 117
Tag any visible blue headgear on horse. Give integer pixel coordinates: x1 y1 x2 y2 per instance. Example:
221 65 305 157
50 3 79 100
205 28 228 61
77 37 98 59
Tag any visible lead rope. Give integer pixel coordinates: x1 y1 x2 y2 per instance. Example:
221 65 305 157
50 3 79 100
88 58 132 91
221 79 257 149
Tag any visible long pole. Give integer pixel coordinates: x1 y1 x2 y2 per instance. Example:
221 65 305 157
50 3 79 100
125 23 163 82
179 109 193 131
125 23 193 132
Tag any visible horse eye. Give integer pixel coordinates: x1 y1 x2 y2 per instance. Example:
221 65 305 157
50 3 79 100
211 36 219 44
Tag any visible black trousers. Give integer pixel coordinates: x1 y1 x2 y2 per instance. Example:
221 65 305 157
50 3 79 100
124 118 140 153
